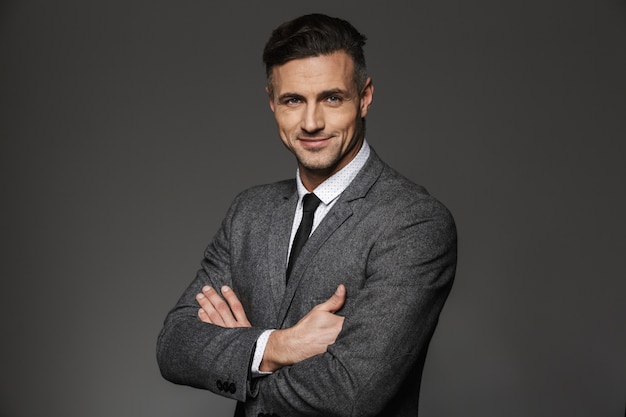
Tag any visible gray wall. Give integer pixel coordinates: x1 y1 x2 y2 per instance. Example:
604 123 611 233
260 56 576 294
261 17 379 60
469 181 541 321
1 1 624 416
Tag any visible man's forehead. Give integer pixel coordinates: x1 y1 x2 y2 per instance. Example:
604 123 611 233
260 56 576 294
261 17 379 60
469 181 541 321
270 51 356 94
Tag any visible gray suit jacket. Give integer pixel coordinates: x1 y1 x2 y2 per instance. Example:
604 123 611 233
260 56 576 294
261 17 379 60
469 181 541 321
157 149 457 416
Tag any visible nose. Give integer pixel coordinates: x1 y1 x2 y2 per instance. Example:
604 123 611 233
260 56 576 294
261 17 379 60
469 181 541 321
301 103 324 133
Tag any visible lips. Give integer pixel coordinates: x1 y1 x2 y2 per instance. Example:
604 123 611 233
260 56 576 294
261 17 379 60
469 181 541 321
298 136 331 149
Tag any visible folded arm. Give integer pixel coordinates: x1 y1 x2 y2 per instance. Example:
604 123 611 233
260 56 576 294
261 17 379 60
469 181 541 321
156 195 265 401
196 283 347 372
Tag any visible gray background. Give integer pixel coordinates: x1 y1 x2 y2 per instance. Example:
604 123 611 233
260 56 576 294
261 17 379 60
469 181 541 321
1 1 625 416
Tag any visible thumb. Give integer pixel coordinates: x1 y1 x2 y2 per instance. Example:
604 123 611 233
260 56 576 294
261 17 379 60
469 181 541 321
314 284 346 313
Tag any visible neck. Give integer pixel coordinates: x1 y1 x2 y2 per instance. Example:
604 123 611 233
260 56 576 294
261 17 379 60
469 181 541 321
300 170 330 192
298 138 364 191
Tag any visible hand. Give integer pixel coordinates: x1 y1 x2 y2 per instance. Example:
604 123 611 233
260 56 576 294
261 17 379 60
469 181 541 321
196 285 251 328
260 284 346 372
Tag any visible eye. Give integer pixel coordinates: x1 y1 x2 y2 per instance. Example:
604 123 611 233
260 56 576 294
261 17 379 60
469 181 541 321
284 97 301 105
326 96 341 103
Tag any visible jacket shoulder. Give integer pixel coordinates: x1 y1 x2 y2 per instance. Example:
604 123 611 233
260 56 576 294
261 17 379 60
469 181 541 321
233 179 295 204
375 164 454 220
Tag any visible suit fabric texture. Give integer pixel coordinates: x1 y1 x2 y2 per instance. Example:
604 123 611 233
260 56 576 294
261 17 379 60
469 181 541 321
157 149 457 416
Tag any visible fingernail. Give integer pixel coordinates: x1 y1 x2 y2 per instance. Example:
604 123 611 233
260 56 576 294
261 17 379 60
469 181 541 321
221 285 231 293
202 286 211 293
196 293 205 299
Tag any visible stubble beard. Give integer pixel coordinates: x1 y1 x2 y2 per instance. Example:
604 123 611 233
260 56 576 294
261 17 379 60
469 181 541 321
295 121 365 176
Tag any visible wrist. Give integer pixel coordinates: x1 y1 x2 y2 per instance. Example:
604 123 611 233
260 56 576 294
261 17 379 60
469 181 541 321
259 328 292 372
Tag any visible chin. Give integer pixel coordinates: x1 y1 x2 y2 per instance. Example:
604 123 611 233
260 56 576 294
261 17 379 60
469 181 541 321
298 153 338 171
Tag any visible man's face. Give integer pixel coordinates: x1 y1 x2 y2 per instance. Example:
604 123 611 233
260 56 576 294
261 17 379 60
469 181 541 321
267 51 373 189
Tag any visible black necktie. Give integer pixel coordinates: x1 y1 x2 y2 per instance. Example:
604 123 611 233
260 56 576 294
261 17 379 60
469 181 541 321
286 193 321 280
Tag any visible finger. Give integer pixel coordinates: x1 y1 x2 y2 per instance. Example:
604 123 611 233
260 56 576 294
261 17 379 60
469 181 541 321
198 307 212 323
313 284 346 313
202 285 240 327
196 290 225 326
196 288 227 327
221 286 251 327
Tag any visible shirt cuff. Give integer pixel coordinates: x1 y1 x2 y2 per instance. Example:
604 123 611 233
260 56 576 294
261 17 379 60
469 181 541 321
251 329 275 377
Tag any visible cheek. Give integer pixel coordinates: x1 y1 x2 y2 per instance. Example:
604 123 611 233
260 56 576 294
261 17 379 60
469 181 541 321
274 116 296 146
275 111 300 133
332 111 358 134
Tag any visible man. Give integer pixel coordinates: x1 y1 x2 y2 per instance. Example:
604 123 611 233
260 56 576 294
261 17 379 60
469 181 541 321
157 13 457 416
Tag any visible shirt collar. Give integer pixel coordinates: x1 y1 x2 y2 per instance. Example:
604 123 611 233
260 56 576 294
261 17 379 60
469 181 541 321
295 140 370 205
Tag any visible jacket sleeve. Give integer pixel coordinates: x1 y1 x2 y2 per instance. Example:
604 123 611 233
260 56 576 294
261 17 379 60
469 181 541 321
246 198 457 416
156 194 265 402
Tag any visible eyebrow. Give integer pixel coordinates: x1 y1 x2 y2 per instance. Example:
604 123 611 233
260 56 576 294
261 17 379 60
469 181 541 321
277 88 349 102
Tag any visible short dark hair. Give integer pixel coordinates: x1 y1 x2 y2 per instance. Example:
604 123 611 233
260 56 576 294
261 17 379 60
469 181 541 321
262 13 368 96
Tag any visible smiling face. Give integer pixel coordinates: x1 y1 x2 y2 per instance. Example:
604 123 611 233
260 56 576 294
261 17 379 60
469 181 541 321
267 51 374 191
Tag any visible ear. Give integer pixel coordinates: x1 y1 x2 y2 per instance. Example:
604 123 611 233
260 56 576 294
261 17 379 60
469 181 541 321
359 77 374 118
265 85 275 113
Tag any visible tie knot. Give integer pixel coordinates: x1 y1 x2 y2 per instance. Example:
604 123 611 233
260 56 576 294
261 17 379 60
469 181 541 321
302 193 321 213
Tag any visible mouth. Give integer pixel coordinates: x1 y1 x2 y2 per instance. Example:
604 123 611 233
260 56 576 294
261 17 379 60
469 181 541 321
297 136 332 149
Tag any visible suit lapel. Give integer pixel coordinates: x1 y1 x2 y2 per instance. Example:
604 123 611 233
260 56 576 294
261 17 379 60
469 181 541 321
266 189 298 321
